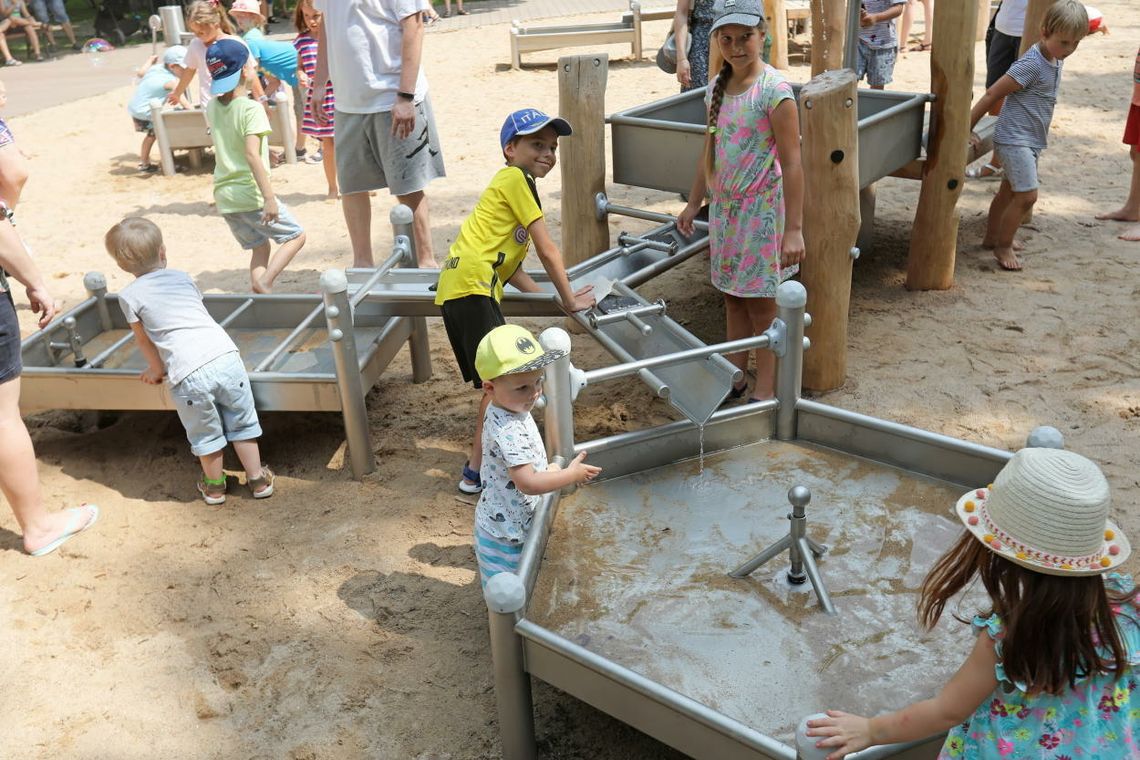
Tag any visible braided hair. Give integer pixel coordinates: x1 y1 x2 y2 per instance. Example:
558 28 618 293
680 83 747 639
186 0 235 36
702 16 769 181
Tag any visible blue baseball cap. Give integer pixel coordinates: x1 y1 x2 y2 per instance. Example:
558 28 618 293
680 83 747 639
499 108 572 150
206 38 248 96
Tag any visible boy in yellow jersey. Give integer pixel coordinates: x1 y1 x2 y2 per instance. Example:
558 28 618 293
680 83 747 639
435 108 595 495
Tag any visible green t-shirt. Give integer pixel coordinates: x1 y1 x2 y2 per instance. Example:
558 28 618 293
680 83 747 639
434 166 544 305
206 95 271 214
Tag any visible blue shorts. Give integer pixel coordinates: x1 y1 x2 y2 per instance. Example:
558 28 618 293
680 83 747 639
171 351 262 457
222 202 303 250
28 0 70 24
0 290 21 385
855 42 897 87
995 144 1040 193
474 524 524 588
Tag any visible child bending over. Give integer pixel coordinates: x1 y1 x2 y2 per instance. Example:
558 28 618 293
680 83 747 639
968 0 1088 271
104 217 275 504
435 108 594 495
206 39 305 293
472 324 600 585
127 46 189 173
806 446 1137 759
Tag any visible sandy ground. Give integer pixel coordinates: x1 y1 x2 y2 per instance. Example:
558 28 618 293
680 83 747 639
2 4 1138 758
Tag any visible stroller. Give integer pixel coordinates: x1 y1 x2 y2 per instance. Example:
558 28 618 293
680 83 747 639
89 0 164 46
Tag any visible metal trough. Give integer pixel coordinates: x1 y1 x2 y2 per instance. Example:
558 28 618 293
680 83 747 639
608 85 932 193
484 282 1017 759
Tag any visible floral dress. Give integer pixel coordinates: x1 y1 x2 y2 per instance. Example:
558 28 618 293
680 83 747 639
706 66 797 298
683 0 716 92
939 574 1140 759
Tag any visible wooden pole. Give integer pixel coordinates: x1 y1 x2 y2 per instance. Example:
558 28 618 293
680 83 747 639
1019 0 1051 53
799 69 860 391
764 0 789 69
557 54 610 268
976 0 992 41
904 0 978 290
809 0 845 76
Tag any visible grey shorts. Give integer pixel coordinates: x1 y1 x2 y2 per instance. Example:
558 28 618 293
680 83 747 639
171 351 262 457
855 42 897 87
222 201 304 250
994 144 1040 193
334 96 446 197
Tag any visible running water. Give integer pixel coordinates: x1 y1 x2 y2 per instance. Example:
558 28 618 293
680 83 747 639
697 422 706 475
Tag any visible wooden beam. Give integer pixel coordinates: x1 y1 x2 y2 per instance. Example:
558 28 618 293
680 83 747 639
976 0 992 41
1019 0 1051 53
558 55 610 268
809 0 844 76
764 0 789 69
800 69 860 391
905 0 978 290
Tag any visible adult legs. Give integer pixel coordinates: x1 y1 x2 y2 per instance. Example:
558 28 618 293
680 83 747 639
341 191 373 268
395 189 437 267
0 376 95 553
1095 146 1140 224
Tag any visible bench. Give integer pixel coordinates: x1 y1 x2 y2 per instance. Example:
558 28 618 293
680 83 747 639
148 89 298 177
510 1 660 70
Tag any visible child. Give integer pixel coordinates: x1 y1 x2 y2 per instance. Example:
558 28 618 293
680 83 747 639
677 0 804 404
805 446 1137 759
471 324 600 585
167 0 264 109
128 45 189 173
0 0 42 65
205 38 305 294
229 0 301 98
104 217 275 504
856 0 906 90
968 0 1088 271
0 77 29 212
1095 43 1140 242
434 107 595 494
292 0 338 198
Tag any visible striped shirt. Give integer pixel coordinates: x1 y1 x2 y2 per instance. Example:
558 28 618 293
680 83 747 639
859 0 906 50
293 32 335 138
994 43 1063 150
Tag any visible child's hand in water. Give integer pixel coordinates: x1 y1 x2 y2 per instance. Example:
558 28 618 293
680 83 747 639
565 451 601 484
805 711 873 759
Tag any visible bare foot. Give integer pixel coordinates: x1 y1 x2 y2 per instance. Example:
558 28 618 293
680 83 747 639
1120 224 1140 242
251 278 272 294
982 238 1025 252
1095 207 1140 222
991 246 1022 271
24 504 99 556
416 258 440 269
327 188 339 200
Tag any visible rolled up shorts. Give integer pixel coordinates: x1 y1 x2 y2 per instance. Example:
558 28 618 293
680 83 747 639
28 0 70 24
170 351 262 457
994 143 1040 193
222 201 304 250
335 95 446 196
855 42 897 87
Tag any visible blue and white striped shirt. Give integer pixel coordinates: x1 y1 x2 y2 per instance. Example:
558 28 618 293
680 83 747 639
994 43 1063 151
859 0 907 50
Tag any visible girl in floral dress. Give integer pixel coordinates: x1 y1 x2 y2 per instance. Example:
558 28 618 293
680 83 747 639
677 0 804 402
806 447 1140 760
292 0 337 198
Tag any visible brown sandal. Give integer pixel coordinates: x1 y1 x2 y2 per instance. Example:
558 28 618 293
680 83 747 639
249 465 275 499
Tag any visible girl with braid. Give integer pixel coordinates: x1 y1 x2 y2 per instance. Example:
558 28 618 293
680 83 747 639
677 0 804 403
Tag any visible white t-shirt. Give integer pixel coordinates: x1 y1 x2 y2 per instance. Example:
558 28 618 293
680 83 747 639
312 0 429 114
994 0 1028 38
118 268 238 385
474 403 548 544
184 34 252 106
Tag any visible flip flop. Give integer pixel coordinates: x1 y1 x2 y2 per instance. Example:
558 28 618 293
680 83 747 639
29 504 99 557
966 163 1003 180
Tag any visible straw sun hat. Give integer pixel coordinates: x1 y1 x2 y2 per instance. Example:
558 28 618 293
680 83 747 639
955 448 1131 576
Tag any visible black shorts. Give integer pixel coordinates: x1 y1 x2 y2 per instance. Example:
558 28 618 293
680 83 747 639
133 117 155 136
440 294 505 388
985 29 1021 88
0 290 22 385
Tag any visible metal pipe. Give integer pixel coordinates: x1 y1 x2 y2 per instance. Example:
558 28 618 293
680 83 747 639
218 298 255 327
857 92 934 130
87 332 136 369
583 333 771 386
253 303 324 373
517 491 558 596
348 248 406 309
389 203 416 266
601 201 709 231
320 269 376 478
539 328 576 462
843 0 860 71
616 232 675 253
515 620 797 758
83 272 114 332
571 312 671 399
588 301 664 328
774 281 807 441
484 574 537 759
618 235 712 288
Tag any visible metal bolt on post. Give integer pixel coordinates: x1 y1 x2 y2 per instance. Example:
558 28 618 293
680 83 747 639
84 271 114 331
389 204 416 266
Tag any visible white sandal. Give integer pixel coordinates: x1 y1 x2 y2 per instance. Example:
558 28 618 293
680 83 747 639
965 163 1003 180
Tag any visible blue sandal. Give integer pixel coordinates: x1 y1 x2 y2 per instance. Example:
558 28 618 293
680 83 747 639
458 461 482 495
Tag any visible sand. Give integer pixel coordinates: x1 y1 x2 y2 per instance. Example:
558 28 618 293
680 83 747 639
1 3 1138 758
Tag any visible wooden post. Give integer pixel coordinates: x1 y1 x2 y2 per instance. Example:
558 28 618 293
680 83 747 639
809 0 845 76
558 54 610 268
764 0 789 69
1019 0 1050 53
976 0 992 41
904 0 978 290
799 69 860 392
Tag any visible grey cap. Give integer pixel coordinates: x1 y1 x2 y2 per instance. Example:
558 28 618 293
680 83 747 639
710 0 764 33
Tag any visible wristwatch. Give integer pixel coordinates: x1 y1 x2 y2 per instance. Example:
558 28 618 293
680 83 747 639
397 91 415 101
